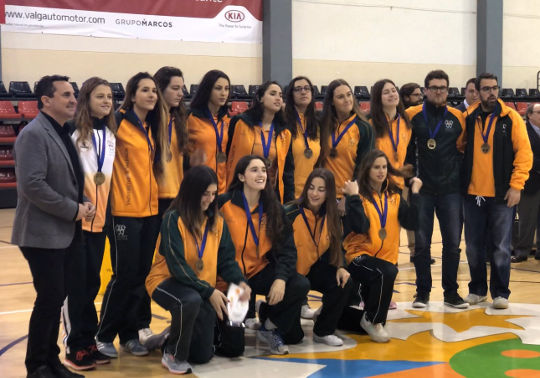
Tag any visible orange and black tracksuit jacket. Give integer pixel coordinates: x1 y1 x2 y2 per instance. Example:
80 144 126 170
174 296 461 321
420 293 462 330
145 210 245 299
342 191 419 265
226 112 295 203
111 109 158 217
187 106 230 194
323 113 374 197
290 113 321 198
372 117 412 189
218 190 297 281
462 99 532 202
405 102 465 195
158 116 185 199
285 203 338 276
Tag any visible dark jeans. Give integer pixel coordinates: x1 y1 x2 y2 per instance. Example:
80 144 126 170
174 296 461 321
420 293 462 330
63 231 106 351
414 192 462 296
97 215 161 343
347 255 398 324
248 263 310 344
513 190 540 258
306 260 352 336
464 195 513 299
20 230 81 374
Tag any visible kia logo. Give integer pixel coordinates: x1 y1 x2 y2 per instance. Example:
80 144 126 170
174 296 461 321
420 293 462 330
225 10 245 22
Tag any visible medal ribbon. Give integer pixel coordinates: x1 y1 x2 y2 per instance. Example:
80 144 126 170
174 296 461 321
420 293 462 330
207 108 225 154
388 114 400 154
260 122 274 159
295 110 311 152
242 192 263 249
479 112 497 145
132 111 154 154
422 104 448 142
332 116 357 150
91 126 106 173
299 207 325 248
370 192 388 230
194 220 210 261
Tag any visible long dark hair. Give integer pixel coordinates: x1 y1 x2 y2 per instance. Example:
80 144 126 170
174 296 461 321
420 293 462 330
284 76 318 139
189 69 230 115
120 72 169 178
320 79 368 162
296 168 342 267
243 81 286 131
153 66 188 153
74 77 117 148
169 165 218 239
357 149 402 199
370 79 411 138
228 155 285 247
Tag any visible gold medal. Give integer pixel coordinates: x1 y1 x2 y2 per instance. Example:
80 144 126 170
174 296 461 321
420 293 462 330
427 138 437 150
304 148 313 159
481 143 490 154
94 172 105 186
216 151 227 163
195 258 204 272
378 228 387 240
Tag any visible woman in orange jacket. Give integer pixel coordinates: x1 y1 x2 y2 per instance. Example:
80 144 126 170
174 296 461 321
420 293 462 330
285 168 351 346
342 150 421 343
154 66 188 214
96 72 169 357
187 70 231 194
227 81 295 203
320 79 374 199
284 76 321 199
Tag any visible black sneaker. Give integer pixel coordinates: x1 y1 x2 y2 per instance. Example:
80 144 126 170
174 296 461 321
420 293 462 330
51 362 86 378
412 293 429 308
87 344 111 365
444 293 469 309
64 348 96 371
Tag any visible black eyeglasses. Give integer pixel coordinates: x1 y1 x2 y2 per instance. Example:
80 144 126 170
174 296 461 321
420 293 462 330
480 86 499 93
427 86 448 93
293 86 311 93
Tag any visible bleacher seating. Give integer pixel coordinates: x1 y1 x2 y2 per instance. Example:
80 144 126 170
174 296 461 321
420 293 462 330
0 82 9 98
501 88 515 98
354 86 370 100
190 84 199 99
110 83 125 101
0 101 20 119
231 85 249 100
229 101 249 117
70 82 79 98
9 81 33 98
17 101 39 119
248 85 260 98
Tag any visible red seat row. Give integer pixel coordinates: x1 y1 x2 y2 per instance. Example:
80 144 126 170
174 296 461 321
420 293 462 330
0 100 39 119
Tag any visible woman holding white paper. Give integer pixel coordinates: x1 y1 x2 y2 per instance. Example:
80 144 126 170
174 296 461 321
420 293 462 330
145 165 250 375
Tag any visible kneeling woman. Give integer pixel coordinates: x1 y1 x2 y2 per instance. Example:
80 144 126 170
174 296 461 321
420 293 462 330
342 150 421 343
219 155 310 354
285 168 352 346
146 165 251 374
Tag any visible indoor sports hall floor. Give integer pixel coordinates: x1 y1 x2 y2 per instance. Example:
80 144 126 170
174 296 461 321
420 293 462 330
1 208 540 377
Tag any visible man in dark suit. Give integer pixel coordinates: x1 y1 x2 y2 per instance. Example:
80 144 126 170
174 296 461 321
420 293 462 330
512 103 540 262
456 78 479 113
11 75 95 378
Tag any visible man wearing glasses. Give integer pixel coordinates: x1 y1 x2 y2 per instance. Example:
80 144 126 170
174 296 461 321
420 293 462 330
462 72 532 309
406 70 468 309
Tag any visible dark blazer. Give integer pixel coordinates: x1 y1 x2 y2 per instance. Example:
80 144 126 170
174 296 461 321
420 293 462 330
455 102 467 112
524 121 540 194
11 112 81 249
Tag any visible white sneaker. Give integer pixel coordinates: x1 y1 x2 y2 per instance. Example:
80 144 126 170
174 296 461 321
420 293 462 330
492 297 509 309
360 313 389 343
138 328 154 344
161 352 192 375
313 333 343 346
301 304 317 319
465 293 488 305
245 317 261 330
143 326 170 350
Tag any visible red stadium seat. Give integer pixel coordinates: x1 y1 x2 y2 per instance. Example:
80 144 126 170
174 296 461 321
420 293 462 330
515 102 528 116
505 102 516 110
229 101 249 116
0 101 20 119
315 101 323 112
18 100 39 119
359 102 371 113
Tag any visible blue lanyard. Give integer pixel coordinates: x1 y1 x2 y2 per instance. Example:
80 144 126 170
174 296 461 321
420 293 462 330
194 221 210 261
370 192 388 229
260 122 274 159
299 206 325 247
295 110 311 151
207 109 225 153
132 111 154 154
332 116 356 149
168 118 173 145
422 104 447 141
242 192 263 249
388 114 400 154
479 112 497 144
91 126 106 173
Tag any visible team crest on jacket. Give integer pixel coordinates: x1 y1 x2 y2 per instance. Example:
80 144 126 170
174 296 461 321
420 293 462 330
445 120 453 129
